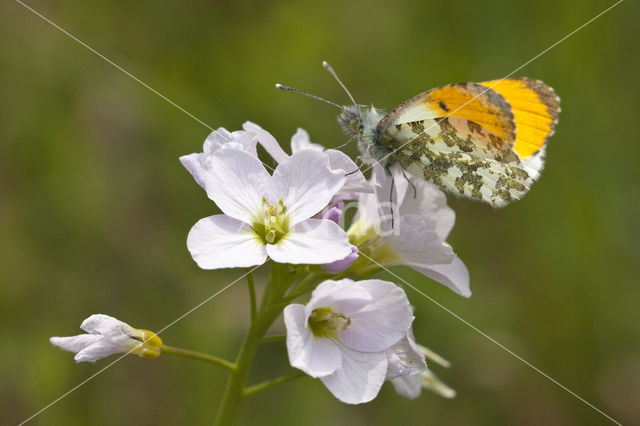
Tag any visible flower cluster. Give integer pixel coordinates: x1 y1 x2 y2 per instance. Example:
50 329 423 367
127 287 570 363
50 122 467 412
182 123 466 402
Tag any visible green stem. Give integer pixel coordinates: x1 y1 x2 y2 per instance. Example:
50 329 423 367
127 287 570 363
284 270 348 303
213 322 264 425
258 335 286 344
161 345 235 372
213 263 293 426
243 371 306 397
247 271 257 323
285 271 319 297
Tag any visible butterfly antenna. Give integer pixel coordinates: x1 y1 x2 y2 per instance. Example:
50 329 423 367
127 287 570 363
275 84 343 109
322 61 357 105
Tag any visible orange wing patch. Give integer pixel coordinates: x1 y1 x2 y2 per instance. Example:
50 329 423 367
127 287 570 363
479 78 560 158
422 83 516 146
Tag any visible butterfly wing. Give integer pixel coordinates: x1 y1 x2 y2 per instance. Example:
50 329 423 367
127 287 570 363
478 78 560 159
378 116 531 207
374 79 560 207
378 82 517 147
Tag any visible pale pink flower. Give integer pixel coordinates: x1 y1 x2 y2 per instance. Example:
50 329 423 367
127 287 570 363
187 146 352 269
284 278 420 404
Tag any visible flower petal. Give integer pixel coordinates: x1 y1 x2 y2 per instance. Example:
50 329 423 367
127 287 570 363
180 128 258 189
289 129 371 193
372 165 451 236
390 215 455 266
224 129 259 158
391 374 422 399
290 128 323 153
244 121 289 163
325 149 371 194
409 256 471 298
187 215 267 269
319 347 388 404
370 163 396 233
397 176 455 240
322 205 343 224
50 335 102 354
337 279 413 353
74 335 140 363
203 147 269 223
80 314 136 336
284 304 341 377
323 245 358 274
269 150 345 225
179 153 207 189
348 192 380 242
305 279 372 316
266 219 351 265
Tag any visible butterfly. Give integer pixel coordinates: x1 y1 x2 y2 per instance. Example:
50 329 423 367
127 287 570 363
277 62 560 207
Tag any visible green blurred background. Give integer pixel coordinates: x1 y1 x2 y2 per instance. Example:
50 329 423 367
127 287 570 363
2 0 639 424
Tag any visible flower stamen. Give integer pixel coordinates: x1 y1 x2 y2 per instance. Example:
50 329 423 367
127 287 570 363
252 198 290 244
308 307 351 338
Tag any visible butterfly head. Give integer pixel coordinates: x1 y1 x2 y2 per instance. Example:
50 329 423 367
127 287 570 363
337 105 364 136
338 105 385 155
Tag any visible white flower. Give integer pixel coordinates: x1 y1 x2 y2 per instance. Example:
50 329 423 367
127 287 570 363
180 127 258 189
284 278 419 404
348 164 470 297
187 146 352 269
50 314 162 363
245 121 371 194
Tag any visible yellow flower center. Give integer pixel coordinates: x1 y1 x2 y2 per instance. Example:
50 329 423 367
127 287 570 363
346 218 401 276
252 198 290 245
308 307 351 338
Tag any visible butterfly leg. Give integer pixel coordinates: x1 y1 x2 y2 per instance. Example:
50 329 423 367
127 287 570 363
402 169 418 199
330 134 358 151
389 175 395 230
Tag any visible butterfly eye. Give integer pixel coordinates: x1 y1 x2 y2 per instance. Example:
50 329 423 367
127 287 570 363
349 118 362 132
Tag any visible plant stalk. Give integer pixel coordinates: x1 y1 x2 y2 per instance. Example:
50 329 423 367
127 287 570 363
161 345 235 371
213 263 292 425
247 271 257 323
243 371 305 397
